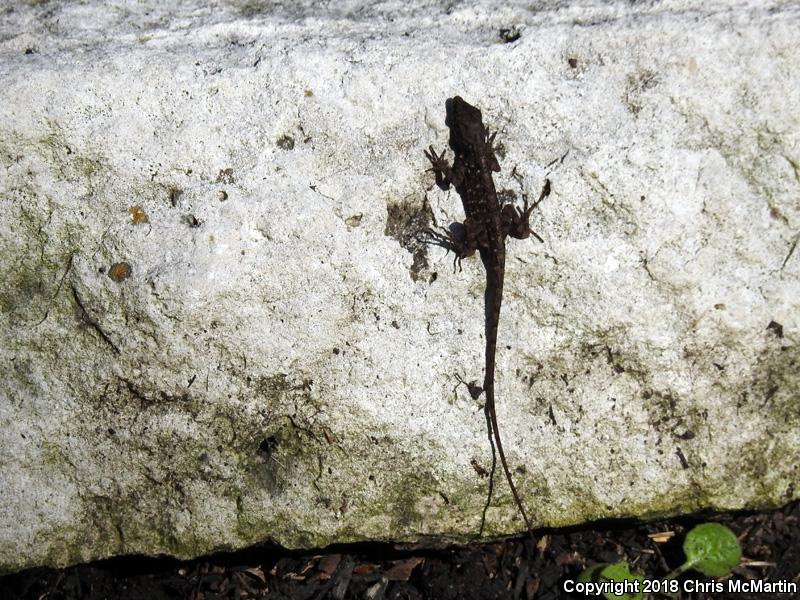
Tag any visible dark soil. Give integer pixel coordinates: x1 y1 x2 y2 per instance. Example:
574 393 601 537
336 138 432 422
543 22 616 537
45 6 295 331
1 501 797 600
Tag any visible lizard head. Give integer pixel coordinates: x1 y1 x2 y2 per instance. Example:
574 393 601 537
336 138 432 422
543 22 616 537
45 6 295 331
445 96 487 155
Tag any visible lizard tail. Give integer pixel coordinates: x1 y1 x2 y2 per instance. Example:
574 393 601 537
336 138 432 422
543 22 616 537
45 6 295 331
484 374 534 539
478 405 497 537
483 259 534 541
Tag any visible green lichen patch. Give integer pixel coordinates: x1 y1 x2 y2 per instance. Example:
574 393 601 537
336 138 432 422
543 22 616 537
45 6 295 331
15 367 484 566
36 125 110 190
0 211 77 325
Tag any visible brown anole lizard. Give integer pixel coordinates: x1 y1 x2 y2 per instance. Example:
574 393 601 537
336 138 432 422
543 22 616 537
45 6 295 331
425 96 550 539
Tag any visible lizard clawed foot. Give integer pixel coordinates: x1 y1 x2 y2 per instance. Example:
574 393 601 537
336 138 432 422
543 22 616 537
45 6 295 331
424 146 453 190
424 145 448 172
483 131 501 172
421 225 452 247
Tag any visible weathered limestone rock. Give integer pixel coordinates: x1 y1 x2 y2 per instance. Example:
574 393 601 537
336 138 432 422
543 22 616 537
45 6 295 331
1 0 798 573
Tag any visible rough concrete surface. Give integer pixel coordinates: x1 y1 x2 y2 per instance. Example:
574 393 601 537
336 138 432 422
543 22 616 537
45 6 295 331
0 0 798 573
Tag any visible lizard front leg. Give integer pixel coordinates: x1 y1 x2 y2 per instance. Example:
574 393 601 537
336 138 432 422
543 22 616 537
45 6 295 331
425 145 466 191
424 145 453 190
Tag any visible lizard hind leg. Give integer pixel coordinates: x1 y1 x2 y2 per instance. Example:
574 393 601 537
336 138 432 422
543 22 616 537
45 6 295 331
501 203 541 242
422 224 475 272
502 178 551 241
